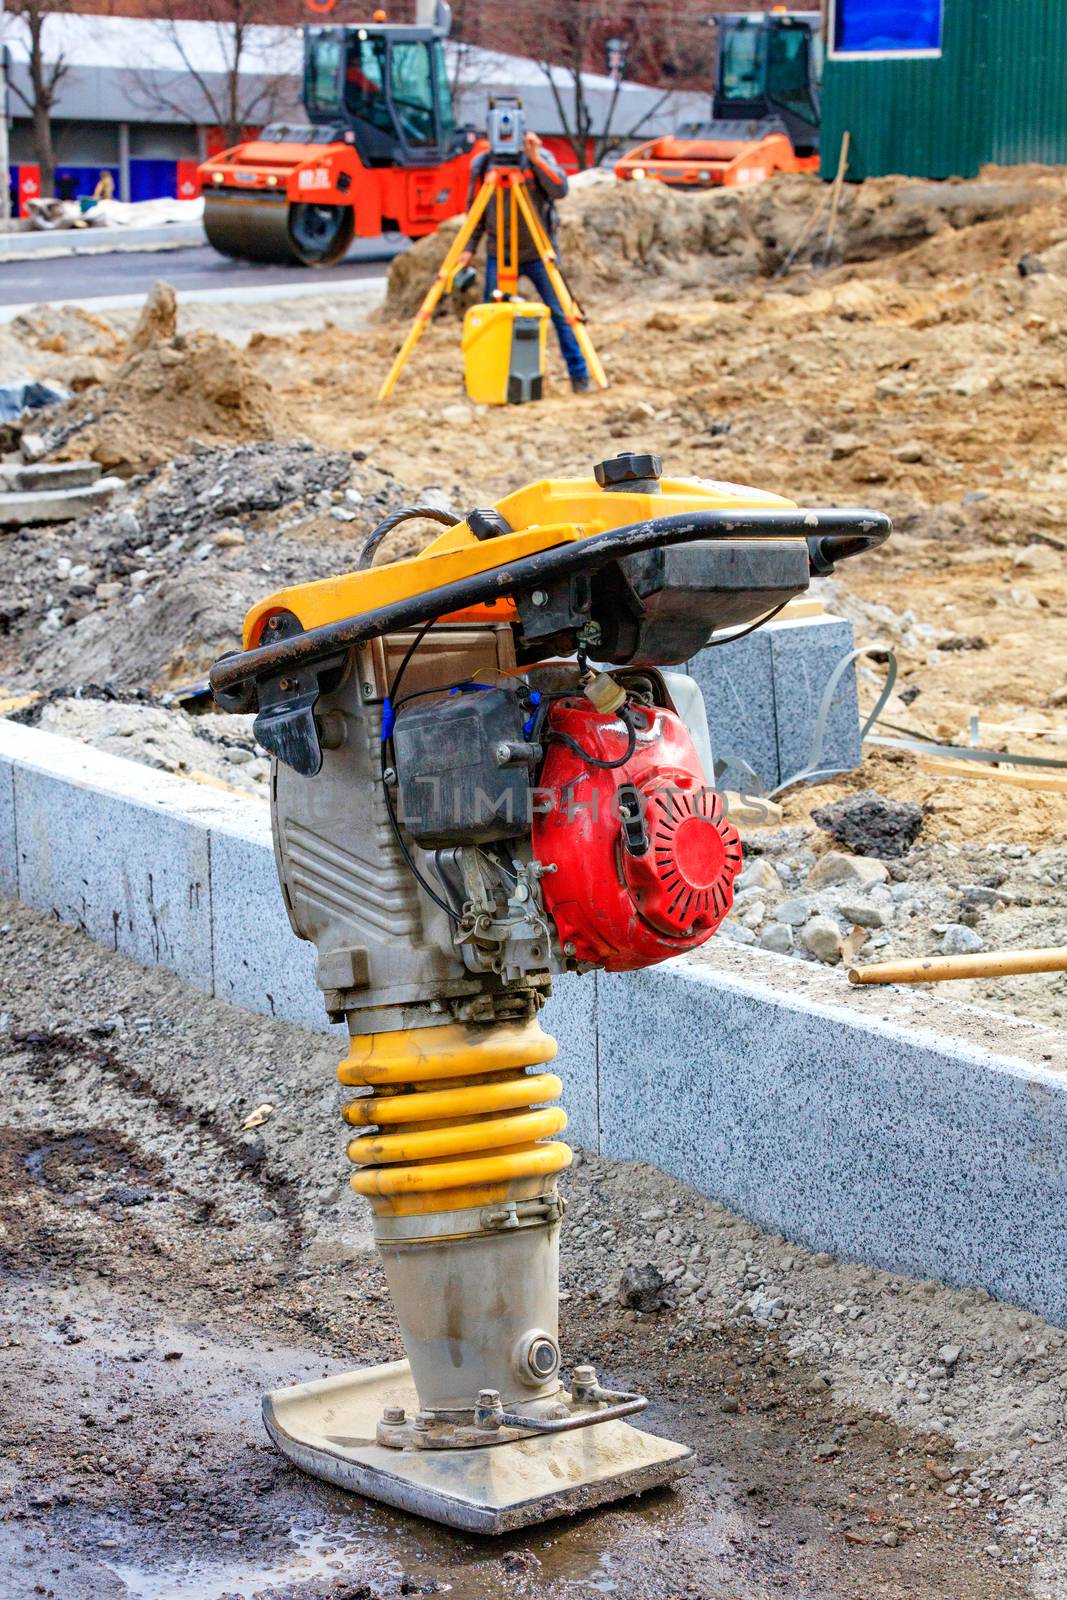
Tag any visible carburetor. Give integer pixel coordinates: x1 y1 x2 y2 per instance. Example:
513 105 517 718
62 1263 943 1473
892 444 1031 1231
211 452 889 1532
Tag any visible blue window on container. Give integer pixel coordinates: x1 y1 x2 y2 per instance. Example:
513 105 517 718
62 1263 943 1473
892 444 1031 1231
833 0 942 54
130 159 179 202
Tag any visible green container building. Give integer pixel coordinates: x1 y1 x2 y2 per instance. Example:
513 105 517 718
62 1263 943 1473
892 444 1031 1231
820 0 1067 180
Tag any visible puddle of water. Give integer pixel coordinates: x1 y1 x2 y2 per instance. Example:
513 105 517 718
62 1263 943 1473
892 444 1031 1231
106 1523 407 1600
24 1133 99 1192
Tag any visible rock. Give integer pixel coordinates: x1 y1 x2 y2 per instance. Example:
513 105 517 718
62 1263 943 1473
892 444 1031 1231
938 1344 963 1368
19 431 47 462
833 897 889 929
127 280 178 356
213 527 246 548
882 1530 901 1548
774 896 816 926
893 441 926 463
1018 252 1048 277
801 916 844 964
810 791 923 859
940 925 983 956
236 1132 266 1168
760 922 794 954
805 851 890 890
440 403 472 426
718 922 757 946
94 581 122 600
953 370 990 398
830 432 862 460
617 1262 669 1312
1049 685 1067 708
502 1551 541 1576
734 859 784 896
1013 543 1059 572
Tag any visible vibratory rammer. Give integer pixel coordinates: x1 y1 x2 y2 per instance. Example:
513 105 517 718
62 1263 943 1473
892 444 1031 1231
211 452 889 1533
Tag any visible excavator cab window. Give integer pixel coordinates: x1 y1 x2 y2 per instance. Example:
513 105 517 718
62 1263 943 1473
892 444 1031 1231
345 32 393 133
305 30 346 116
389 40 436 147
719 19 766 104
766 24 819 126
433 39 455 139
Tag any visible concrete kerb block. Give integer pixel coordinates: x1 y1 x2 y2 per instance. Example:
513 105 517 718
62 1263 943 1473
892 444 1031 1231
770 615 861 784
0 477 123 528
0 742 16 896
596 951 1067 1326
543 972 599 1155
688 627 778 792
0 460 102 494
0 718 248 994
689 613 861 793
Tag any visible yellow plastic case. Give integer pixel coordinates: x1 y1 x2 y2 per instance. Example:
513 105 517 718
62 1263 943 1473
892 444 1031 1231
461 299 550 404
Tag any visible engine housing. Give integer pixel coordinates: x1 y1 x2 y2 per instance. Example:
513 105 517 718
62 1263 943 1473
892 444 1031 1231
532 698 741 972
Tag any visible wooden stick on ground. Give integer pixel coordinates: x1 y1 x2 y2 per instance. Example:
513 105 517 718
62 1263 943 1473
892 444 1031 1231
916 755 1067 794
822 130 852 265
849 948 1067 986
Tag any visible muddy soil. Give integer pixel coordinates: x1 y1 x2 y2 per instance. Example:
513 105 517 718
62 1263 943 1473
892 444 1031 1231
1 900 1063 1600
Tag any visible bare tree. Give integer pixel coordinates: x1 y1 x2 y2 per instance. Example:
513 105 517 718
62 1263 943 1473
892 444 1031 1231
127 0 298 151
4 0 71 197
531 2 676 170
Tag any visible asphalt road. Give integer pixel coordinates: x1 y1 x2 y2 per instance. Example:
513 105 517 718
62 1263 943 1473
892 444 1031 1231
0 239 404 308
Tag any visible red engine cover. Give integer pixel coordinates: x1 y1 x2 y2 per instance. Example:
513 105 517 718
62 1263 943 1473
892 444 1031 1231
532 699 742 973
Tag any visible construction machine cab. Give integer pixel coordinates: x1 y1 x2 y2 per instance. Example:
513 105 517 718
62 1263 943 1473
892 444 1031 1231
713 10 822 157
304 23 459 167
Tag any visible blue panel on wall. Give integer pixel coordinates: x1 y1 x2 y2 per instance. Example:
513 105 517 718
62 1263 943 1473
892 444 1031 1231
834 0 943 53
130 158 179 202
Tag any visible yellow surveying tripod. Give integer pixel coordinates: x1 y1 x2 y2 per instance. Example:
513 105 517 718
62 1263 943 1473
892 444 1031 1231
378 163 608 401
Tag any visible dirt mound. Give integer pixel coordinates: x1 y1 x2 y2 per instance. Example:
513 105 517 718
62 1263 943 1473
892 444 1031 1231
382 169 1067 320
53 329 282 476
6 302 123 358
0 302 126 403
126 278 177 356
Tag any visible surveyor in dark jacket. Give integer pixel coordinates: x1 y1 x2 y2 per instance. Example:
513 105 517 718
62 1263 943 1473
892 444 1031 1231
457 131 591 393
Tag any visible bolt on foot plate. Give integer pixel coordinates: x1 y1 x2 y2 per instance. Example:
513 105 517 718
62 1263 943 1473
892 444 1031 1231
264 1360 692 1534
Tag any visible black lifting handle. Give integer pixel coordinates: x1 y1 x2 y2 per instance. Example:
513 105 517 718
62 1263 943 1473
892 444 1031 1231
210 505 891 707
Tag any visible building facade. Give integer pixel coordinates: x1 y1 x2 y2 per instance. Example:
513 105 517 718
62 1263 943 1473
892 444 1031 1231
3 13 703 213
821 0 1067 180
